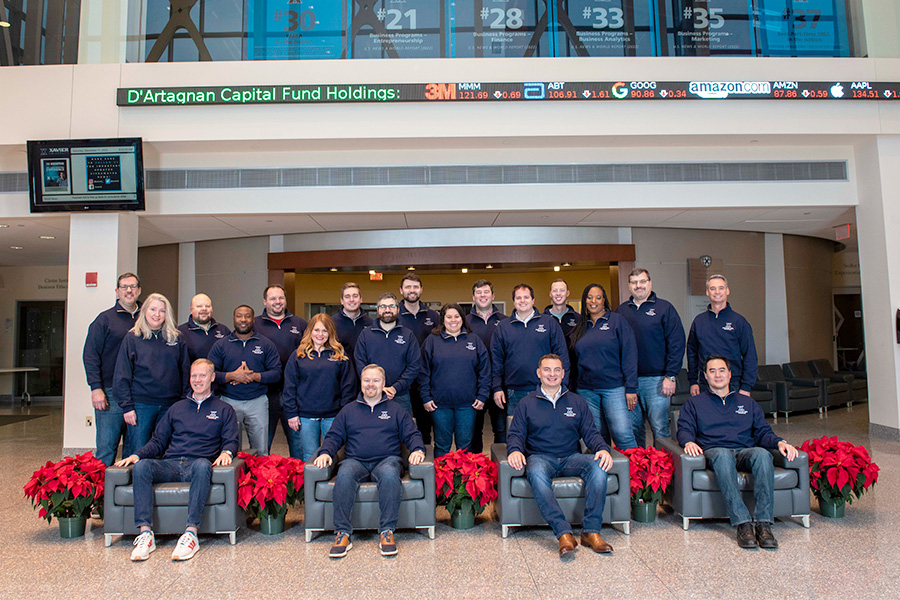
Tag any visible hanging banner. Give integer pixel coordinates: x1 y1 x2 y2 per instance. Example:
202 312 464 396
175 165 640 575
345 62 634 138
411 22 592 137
448 0 552 57
754 0 850 56
349 0 446 58
245 0 346 59
659 0 756 56
553 0 657 57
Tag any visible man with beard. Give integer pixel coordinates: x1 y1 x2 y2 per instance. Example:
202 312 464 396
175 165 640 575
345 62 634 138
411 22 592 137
397 273 439 443
208 305 281 455
177 293 230 361
354 293 421 416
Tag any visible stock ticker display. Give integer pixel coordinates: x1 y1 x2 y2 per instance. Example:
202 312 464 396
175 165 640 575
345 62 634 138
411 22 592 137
242 0 851 60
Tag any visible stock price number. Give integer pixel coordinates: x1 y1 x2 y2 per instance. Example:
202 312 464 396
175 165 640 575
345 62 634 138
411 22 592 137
773 89 798 98
481 8 525 30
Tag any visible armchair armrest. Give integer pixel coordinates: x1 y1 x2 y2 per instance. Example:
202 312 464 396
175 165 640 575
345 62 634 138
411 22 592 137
770 449 808 472
491 443 525 478
211 456 245 485
656 436 707 518
829 373 853 384
105 464 133 486
783 376 822 388
408 446 434 479
753 381 777 393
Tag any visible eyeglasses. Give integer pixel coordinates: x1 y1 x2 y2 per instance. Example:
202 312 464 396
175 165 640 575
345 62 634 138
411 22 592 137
631 279 649 285
377 304 398 310
118 284 139 290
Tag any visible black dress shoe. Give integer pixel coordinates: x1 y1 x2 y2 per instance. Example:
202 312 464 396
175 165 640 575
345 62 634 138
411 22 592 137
736 522 757 549
755 522 778 549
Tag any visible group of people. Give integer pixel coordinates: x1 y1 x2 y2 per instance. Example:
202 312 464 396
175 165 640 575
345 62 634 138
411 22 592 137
82 269 797 561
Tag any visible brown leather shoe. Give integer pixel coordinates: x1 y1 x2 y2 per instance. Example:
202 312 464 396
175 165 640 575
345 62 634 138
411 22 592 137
580 532 613 554
558 533 577 560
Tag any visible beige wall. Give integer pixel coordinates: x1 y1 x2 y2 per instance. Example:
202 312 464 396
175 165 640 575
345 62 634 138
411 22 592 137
785 235 835 362
137 244 180 314
195 236 270 322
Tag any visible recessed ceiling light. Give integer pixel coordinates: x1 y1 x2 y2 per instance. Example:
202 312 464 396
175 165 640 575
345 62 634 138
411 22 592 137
562 262 571 267
485 264 493 269
0 21 10 28
407 266 415 271
0 224 8 228
553 266 560 272
461 268 468 274
10 246 23 250
369 270 376 275
39 235 55 240
329 267 338 272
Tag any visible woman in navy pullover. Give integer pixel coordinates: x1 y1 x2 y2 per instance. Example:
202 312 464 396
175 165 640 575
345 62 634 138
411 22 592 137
419 304 491 457
570 284 639 450
114 293 190 457
282 313 356 461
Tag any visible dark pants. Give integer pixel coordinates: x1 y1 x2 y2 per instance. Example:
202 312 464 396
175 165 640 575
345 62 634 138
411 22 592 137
332 456 404 535
409 383 432 444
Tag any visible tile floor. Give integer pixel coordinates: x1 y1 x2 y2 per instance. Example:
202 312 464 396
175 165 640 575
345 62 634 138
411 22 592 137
0 401 896 600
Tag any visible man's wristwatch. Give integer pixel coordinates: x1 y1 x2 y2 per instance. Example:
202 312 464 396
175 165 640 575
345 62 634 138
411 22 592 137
223 450 233 457
666 375 676 382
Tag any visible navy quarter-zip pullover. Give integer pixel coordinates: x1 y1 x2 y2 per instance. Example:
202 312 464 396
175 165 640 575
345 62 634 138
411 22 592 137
136 394 240 460
398 302 440 346
686 303 758 392
572 312 639 393
333 309 374 360
254 309 308 367
490 310 569 393
614 292 685 378
465 305 504 348
281 348 356 419
418 331 490 408
543 304 582 339
83 301 140 391
507 387 610 458
207 333 282 400
676 390 782 451
354 322 421 396
318 395 425 462
113 331 191 412
177 316 231 362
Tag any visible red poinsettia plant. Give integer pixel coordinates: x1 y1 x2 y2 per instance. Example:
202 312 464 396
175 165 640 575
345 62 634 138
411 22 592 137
237 453 305 519
620 446 674 504
435 450 498 515
23 451 106 523
800 436 879 505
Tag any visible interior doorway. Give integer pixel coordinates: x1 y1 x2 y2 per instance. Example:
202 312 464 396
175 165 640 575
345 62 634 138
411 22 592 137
833 294 864 370
16 300 65 398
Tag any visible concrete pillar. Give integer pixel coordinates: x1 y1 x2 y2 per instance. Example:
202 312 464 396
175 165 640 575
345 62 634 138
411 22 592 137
764 233 790 365
178 242 196 324
62 213 138 454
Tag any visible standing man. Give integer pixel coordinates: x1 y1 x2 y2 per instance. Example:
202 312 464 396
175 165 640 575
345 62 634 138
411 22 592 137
354 293 421 416
332 282 373 362
208 305 282 455
677 355 798 549
491 284 569 415
615 268 685 446
83 272 142 466
314 364 425 558
506 354 614 560
397 273 440 444
255 284 307 458
543 279 581 340
466 279 506 450
687 274 758 397
177 293 230 362
116 358 239 562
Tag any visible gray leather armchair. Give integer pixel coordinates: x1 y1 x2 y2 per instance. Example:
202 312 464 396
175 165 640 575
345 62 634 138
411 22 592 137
756 364 822 422
103 454 246 546
809 358 867 405
656 424 810 531
303 447 436 542
491 443 632 537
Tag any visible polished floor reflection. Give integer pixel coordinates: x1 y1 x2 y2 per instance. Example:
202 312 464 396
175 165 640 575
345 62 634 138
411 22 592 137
0 400 896 600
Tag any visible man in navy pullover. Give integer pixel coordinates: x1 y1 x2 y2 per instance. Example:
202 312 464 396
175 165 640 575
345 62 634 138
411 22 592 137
492 284 569 414
543 279 582 339
507 354 614 560
466 279 507 450
177 293 230 361
397 273 439 444
677 355 798 550
354 293 421 416
314 364 425 558
255 285 307 458
332 282 374 362
615 268 686 445
208 305 281 456
116 358 239 562
687 274 758 397
83 272 141 465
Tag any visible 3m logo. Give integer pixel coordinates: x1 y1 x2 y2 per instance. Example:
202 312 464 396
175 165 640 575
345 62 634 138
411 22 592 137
425 83 456 100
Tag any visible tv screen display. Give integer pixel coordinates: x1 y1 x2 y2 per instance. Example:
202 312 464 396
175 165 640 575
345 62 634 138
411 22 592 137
27 137 145 213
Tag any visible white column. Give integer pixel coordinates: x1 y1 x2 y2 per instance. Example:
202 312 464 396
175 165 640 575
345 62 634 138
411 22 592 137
178 242 196 324
764 233 790 365
855 138 900 438
62 213 138 453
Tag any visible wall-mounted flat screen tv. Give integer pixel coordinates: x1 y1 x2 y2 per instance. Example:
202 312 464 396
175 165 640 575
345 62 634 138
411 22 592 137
27 137 145 213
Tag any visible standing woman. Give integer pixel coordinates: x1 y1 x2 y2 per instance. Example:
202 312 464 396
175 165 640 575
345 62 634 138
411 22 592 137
283 313 356 461
114 293 190 457
419 303 491 457
570 284 639 450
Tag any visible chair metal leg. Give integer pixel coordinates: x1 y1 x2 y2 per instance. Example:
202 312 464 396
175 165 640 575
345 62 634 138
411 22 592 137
772 412 777 424
305 529 314 543
427 526 435 540
229 532 236 545
622 522 631 535
783 411 789 423
501 525 510 538
682 517 690 531
801 515 810 528
105 534 113 547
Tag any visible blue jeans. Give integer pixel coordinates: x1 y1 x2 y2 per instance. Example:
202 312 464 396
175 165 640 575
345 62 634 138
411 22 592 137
506 389 529 415
393 393 412 416
133 456 213 529
124 403 169 458
267 390 302 458
299 417 335 462
221 394 269 456
94 387 126 466
525 453 608 538
632 376 671 447
431 406 477 457
332 456 404 535
578 387 637 450
704 447 775 526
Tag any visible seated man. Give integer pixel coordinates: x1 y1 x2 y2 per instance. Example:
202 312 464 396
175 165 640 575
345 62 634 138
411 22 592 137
314 364 425 558
507 354 614 560
677 354 799 550
115 358 239 562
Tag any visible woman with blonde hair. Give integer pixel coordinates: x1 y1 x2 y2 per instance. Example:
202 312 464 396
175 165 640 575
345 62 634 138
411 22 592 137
114 293 191 456
282 313 356 460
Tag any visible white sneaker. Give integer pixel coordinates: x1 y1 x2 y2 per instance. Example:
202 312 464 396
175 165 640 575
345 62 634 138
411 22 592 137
130 531 156 561
171 532 200 561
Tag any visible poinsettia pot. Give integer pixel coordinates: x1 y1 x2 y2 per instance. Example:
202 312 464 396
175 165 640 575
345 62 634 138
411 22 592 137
631 499 658 523
258 509 286 535
58 516 87 538
818 496 845 518
450 498 476 530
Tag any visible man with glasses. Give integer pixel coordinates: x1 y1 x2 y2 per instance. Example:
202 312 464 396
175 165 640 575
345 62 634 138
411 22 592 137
333 282 373 362
83 272 142 466
354 293 421 416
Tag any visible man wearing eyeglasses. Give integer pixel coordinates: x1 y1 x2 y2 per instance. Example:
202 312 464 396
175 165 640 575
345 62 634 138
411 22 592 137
83 272 142 465
353 293 421 416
